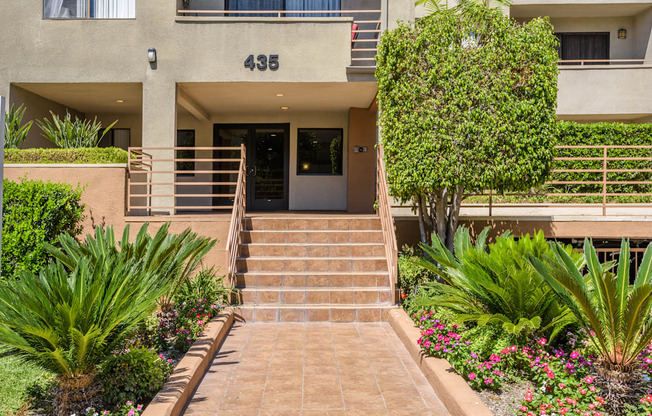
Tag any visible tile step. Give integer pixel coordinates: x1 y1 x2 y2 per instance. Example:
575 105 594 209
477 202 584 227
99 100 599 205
234 304 399 322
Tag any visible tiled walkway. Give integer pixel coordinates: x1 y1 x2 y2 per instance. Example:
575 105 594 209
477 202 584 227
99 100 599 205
183 322 449 416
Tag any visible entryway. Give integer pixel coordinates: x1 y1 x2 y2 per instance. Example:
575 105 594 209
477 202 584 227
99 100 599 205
214 124 290 211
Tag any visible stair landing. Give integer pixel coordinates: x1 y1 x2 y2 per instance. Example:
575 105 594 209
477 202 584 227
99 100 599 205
235 214 397 322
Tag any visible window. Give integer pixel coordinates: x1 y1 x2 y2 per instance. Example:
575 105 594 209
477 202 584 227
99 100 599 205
227 0 340 17
297 128 343 175
43 0 136 19
99 128 130 150
177 130 195 175
556 33 609 64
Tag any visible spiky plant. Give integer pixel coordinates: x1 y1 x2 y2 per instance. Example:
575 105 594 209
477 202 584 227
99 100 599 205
413 227 582 342
0 255 172 415
37 111 117 148
416 0 511 15
46 223 216 339
531 238 652 414
4 104 33 149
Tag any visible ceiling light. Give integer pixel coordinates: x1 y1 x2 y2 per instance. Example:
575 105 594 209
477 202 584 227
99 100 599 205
281 106 289 110
116 99 125 103
276 93 284 97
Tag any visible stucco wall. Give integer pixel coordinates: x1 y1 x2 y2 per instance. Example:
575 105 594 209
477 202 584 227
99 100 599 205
347 107 376 213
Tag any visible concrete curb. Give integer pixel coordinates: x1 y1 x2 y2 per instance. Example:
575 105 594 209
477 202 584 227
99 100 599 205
388 309 493 416
142 309 235 416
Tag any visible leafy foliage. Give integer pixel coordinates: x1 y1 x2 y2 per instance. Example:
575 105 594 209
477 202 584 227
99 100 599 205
4 104 33 149
37 111 117 148
398 245 436 296
2 178 84 278
414 227 581 341
531 238 652 370
5 147 129 164
376 6 558 247
99 346 173 408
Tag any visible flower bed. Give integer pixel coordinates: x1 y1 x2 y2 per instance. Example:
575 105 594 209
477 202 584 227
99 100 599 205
412 309 652 416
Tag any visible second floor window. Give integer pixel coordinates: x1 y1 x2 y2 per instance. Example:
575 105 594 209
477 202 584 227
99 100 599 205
44 0 136 19
227 0 340 17
556 32 609 64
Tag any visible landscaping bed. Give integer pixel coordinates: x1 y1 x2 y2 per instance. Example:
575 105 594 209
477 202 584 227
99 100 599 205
5 148 129 164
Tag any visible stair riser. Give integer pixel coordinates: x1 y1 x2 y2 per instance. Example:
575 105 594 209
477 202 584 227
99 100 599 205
243 218 382 231
239 290 393 305
240 231 384 244
235 307 393 322
237 259 388 273
240 244 386 257
236 274 390 288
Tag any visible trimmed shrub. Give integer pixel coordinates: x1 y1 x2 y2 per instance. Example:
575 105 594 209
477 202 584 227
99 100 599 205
398 245 435 296
99 346 173 408
2 178 84 278
5 147 129 164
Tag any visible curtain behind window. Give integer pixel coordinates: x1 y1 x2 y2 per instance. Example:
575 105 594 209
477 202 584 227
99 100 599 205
228 0 283 16
93 0 136 18
286 0 340 17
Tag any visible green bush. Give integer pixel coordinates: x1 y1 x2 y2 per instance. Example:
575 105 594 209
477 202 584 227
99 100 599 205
5 147 129 164
99 346 173 408
2 178 84 278
398 245 436 296
37 111 117 148
414 227 583 342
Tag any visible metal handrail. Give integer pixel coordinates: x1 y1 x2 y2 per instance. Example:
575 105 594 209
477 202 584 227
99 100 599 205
226 144 247 290
559 59 652 66
376 144 398 304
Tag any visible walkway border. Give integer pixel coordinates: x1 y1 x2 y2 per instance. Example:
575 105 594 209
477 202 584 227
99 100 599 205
142 308 235 416
388 308 493 416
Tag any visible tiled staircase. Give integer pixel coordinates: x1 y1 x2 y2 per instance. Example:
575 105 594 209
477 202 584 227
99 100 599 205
235 215 397 322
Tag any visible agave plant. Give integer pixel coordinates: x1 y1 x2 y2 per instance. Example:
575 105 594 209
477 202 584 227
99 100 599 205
37 110 117 148
531 238 652 413
0 255 172 414
413 227 582 341
3 104 33 149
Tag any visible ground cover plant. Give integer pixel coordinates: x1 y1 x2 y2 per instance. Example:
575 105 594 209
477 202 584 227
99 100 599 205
376 3 558 248
5 147 130 164
409 232 652 416
2 177 84 278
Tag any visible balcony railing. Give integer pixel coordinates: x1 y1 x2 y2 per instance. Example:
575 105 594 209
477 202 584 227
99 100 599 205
558 59 652 66
469 145 652 216
176 8 382 65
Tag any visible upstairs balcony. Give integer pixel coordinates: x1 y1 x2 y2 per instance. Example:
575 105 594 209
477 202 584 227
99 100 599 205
176 0 382 66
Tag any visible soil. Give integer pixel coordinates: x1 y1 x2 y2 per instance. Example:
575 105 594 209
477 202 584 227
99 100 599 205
477 381 534 416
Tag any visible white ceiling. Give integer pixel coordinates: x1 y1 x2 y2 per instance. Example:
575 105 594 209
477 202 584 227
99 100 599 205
511 3 652 18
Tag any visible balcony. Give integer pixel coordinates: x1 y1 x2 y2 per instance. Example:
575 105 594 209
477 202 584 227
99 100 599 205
176 1 382 66
43 0 136 19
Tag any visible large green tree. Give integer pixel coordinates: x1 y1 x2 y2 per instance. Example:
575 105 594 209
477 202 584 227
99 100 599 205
376 5 558 248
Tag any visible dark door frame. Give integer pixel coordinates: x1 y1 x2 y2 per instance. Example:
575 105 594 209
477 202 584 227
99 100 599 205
213 123 290 211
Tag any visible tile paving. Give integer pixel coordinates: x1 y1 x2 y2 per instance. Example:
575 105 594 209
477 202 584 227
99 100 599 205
182 322 449 416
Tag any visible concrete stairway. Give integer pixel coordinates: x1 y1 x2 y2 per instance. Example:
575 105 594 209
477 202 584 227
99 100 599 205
235 216 397 322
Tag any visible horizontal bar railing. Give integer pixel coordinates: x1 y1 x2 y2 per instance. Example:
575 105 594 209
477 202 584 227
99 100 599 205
559 59 652 66
127 146 246 214
376 143 399 304
475 145 652 216
176 8 382 65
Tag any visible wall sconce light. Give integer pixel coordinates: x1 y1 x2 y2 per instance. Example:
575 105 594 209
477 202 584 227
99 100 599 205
148 48 157 63
618 29 627 39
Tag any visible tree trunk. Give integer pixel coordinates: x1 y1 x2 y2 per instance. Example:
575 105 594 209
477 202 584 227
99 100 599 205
445 186 464 251
414 186 465 253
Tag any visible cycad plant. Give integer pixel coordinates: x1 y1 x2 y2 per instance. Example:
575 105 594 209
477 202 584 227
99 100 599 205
37 111 117 148
413 227 582 342
4 104 33 148
0 256 172 415
531 238 652 413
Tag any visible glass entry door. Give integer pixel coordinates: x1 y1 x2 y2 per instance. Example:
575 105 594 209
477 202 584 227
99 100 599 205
214 124 289 211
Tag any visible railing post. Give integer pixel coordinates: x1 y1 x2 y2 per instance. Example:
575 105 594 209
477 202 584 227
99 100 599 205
602 146 608 216
488 189 493 217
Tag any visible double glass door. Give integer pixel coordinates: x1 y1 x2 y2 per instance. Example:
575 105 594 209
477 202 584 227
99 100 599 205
214 124 289 211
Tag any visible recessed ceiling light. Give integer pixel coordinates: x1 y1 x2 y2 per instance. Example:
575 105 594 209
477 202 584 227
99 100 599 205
281 106 289 110
116 99 125 103
276 93 284 97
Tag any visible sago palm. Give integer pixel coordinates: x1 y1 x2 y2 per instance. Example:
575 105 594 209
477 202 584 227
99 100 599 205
531 238 652 413
413 227 581 341
0 256 171 415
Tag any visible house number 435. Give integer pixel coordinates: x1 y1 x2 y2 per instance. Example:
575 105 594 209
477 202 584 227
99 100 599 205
244 54 279 71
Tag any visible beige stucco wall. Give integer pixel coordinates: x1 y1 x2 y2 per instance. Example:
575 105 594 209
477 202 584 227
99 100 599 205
348 107 377 213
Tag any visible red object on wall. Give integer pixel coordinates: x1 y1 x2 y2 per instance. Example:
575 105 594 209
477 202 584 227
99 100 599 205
352 23 359 41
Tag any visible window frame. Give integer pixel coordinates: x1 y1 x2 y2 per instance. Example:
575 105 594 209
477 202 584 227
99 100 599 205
296 127 344 176
176 129 196 177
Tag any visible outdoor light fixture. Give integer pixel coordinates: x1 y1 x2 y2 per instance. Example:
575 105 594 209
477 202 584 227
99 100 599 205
116 99 125 103
148 48 157 63
618 29 627 39
281 106 289 110
276 93 284 97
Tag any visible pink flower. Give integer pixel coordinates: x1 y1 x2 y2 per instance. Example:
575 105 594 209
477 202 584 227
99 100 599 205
468 372 476 380
137 405 143 411
128 409 135 416
538 338 547 346
484 377 493 385
126 402 133 407
584 376 594 384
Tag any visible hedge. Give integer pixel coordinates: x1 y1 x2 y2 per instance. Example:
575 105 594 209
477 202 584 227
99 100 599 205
4 147 129 164
2 178 85 278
